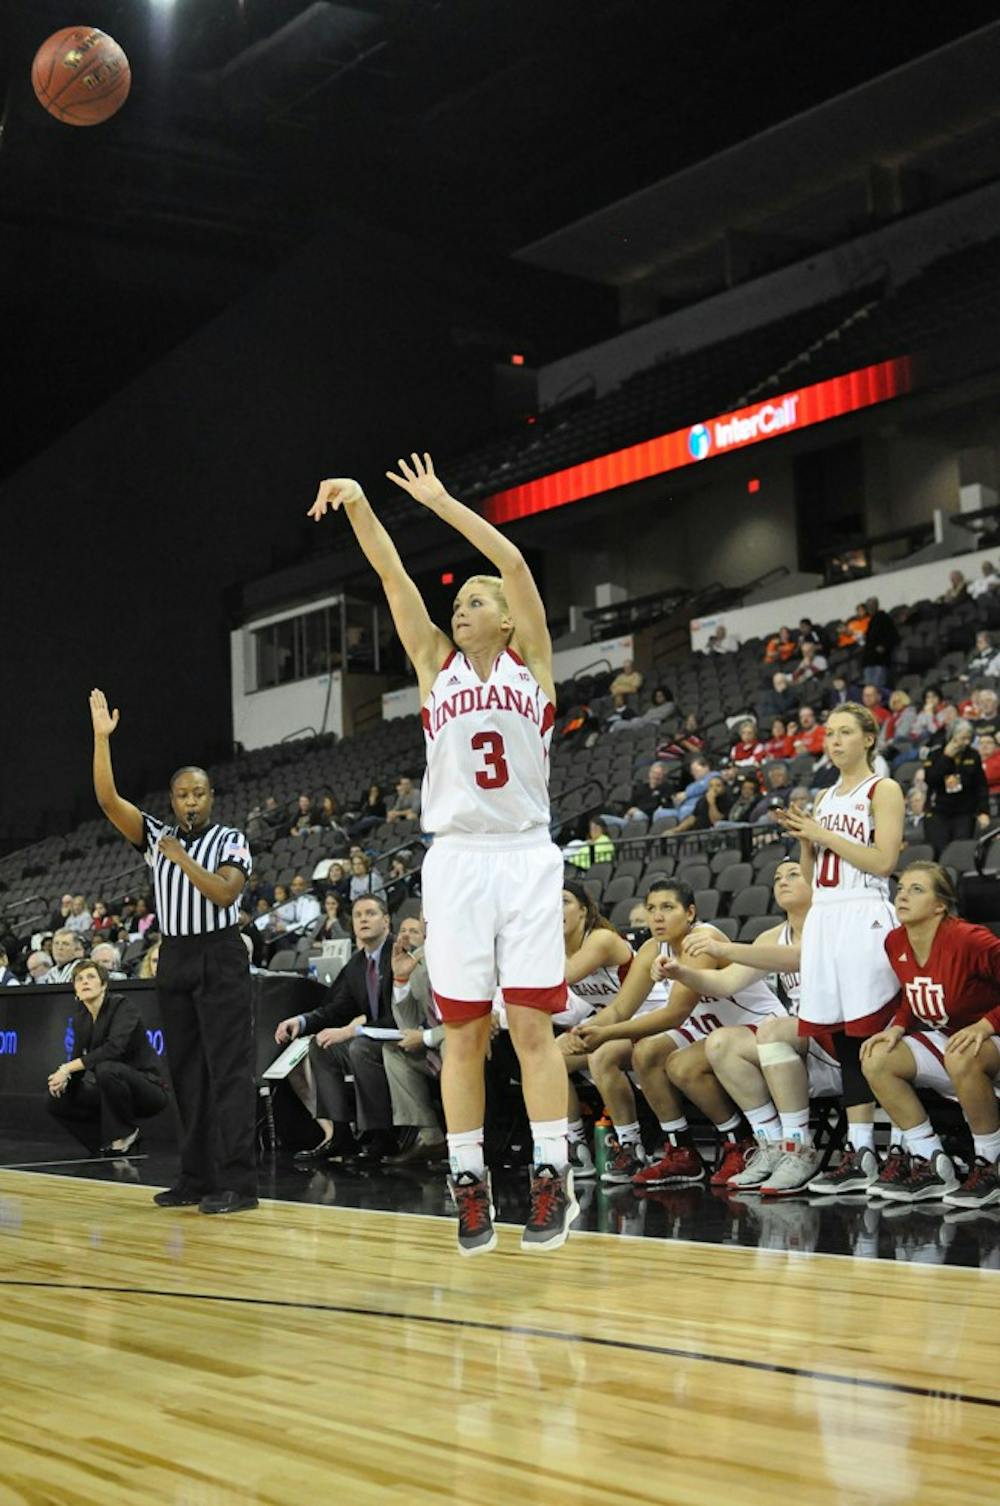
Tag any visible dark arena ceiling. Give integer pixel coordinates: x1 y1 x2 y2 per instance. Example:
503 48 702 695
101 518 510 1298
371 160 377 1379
2 0 1000 477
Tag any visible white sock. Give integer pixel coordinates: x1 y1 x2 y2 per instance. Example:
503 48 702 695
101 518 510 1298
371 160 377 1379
567 1118 586 1145
780 1107 813 1148
715 1113 742 1140
903 1120 943 1161
448 1128 485 1178
616 1119 643 1145
745 1102 782 1143
657 1116 688 1146
973 1128 1000 1164
888 1123 905 1148
848 1122 876 1153
531 1116 569 1172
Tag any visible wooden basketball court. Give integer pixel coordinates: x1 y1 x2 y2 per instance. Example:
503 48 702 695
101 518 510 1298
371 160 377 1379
1 1168 997 1504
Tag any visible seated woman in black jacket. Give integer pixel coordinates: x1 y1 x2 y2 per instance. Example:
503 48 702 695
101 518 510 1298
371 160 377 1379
47 959 169 1156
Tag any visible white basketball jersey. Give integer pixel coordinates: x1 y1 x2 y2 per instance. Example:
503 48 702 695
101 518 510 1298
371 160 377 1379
811 776 892 904
421 647 553 836
572 955 632 1012
777 920 802 1016
658 927 784 1032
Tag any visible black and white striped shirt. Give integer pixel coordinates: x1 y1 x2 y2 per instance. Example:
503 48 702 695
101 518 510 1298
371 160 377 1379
138 813 252 937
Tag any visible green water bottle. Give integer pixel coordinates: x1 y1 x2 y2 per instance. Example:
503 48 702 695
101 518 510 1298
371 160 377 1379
593 1115 613 1180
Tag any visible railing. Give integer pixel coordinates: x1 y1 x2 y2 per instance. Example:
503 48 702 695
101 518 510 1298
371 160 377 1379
280 726 319 743
572 658 612 684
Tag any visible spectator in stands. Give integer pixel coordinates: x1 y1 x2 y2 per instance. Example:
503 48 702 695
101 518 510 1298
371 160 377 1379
315 794 349 853
91 941 126 979
664 756 718 823
138 941 162 980
939 568 969 605
90 900 114 935
757 671 798 725
761 717 795 761
790 640 827 686
977 733 1000 795
273 874 322 937
381 917 448 1166
860 597 899 689
385 775 421 827
46 959 168 1157
791 704 825 758
625 761 671 819
705 624 739 654
903 785 928 844
656 712 705 763
130 896 157 940
730 719 765 766
749 763 793 822
847 602 870 643
605 692 638 733
861 683 891 728
969 688 1000 739
726 774 763 825
825 672 860 710
798 618 825 651
912 685 953 747
290 792 319 836
246 795 284 844
969 560 1000 600
763 626 797 665
347 783 388 839
349 852 387 902
924 719 991 855
674 774 735 833
254 887 284 932
0 946 18 987
964 631 1000 681
51 893 74 930
609 659 643 696
26 950 53 983
878 690 919 766
65 895 93 934
384 853 416 910
41 929 86 984
312 889 349 944
324 859 350 906
567 818 616 870
637 685 675 725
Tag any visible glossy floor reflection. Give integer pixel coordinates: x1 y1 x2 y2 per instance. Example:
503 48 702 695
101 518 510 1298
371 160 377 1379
4 1133 1000 1272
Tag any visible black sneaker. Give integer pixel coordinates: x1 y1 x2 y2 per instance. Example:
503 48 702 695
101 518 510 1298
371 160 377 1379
868 1144 911 1200
521 1165 579 1252
153 1184 204 1208
600 1135 645 1184
449 1171 497 1257
879 1151 960 1203
199 1190 259 1215
808 1145 879 1195
944 1157 1000 1209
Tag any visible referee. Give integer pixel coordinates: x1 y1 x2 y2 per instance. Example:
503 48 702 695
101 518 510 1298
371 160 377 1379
89 688 258 1214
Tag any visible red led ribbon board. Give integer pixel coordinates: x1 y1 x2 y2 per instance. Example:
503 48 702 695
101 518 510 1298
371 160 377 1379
484 356 914 525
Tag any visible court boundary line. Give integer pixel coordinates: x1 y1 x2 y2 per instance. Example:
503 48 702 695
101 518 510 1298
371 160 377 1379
2 1165 999 1276
1 1273 997 1410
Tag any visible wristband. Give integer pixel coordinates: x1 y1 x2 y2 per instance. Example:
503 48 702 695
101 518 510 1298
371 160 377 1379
393 977 410 986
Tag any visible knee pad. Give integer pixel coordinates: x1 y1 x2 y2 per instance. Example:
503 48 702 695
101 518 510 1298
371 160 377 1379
757 1041 801 1068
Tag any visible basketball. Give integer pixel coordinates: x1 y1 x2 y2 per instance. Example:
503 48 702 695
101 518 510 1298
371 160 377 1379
31 27 131 127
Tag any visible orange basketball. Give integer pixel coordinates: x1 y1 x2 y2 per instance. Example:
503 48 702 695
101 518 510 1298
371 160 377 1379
31 27 131 127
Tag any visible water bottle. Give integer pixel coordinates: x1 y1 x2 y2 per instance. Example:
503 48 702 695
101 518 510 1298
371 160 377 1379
593 1115 613 1180
307 959 318 983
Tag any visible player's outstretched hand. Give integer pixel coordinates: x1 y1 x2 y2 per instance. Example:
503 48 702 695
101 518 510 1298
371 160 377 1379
682 931 727 961
90 688 120 738
385 452 447 510
308 477 367 522
651 954 682 982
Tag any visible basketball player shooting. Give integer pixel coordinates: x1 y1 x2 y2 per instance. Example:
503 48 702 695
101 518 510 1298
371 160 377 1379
309 454 576 1255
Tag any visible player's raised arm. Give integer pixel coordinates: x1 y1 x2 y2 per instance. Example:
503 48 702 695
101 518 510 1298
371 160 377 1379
308 476 451 692
386 453 552 692
89 689 143 847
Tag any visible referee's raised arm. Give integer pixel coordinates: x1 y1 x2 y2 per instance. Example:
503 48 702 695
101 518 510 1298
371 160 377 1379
89 688 143 847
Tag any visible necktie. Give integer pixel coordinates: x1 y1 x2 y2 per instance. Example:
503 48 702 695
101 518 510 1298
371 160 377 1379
367 955 379 1018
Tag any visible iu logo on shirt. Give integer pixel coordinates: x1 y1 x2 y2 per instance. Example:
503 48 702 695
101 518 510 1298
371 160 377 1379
905 977 949 1026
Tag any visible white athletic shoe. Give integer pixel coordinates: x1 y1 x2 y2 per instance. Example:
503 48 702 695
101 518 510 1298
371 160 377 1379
568 1140 597 1179
727 1139 784 1190
760 1143 824 1197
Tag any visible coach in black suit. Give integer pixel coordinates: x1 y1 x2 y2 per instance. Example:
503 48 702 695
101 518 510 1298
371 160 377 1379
275 893 398 1162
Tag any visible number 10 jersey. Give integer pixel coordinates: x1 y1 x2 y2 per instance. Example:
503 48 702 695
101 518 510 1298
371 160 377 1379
420 646 555 836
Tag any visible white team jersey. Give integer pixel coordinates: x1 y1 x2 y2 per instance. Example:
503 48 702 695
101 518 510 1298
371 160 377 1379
555 946 633 1028
777 920 802 1015
811 775 892 904
658 928 784 1033
420 647 554 836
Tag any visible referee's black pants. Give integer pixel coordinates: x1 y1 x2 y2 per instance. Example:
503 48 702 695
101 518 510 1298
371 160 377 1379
157 927 257 1198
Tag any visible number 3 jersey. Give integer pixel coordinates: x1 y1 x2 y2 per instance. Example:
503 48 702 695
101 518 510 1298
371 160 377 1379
886 916 1000 1035
811 776 893 905
420 647 555 836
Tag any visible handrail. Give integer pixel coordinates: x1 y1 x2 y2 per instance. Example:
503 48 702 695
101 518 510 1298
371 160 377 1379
281 726 319 743
572 658 612 683
0 892 46 915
